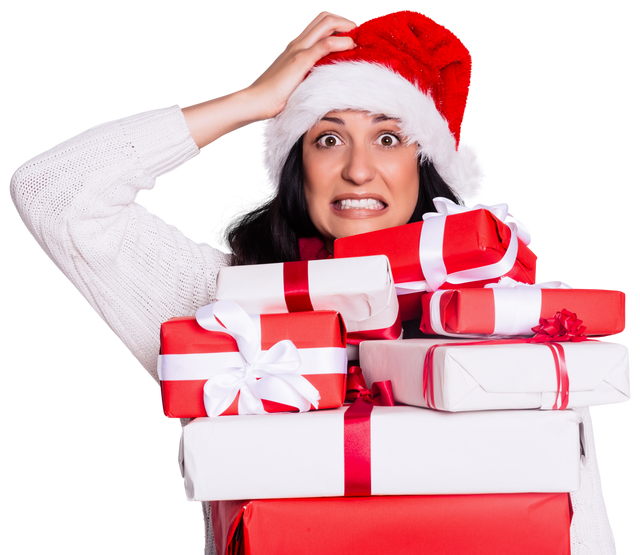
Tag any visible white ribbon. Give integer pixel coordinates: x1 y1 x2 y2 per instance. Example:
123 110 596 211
484 276 571 290
417 197 530 293
431 198 531 245
427 278 572 338
159 349 348 380
485 277 571 335
193 300 321 417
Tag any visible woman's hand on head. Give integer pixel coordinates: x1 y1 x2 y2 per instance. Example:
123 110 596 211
182 13 355 149
246 12 356 120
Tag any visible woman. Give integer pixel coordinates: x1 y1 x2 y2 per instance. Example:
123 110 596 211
10 11 616 555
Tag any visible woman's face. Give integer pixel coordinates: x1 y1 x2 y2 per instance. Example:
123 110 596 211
302 111 419 249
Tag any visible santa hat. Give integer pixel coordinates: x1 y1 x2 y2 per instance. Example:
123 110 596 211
264 11 481 200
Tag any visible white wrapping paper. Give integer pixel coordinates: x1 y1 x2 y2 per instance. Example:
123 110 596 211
215 255 399 334
360 338 630 411
179 405 582 501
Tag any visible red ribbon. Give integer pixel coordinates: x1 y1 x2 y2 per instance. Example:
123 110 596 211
283 261 314 312
343 366 395 497
345 366 395 406
344 313 403 345
531 309 588 343
283 260 402 344
424 339 571 412
423 311 589 411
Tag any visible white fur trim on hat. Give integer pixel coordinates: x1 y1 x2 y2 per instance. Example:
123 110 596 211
264 62 481 200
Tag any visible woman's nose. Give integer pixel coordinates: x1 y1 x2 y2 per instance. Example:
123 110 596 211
341 143 376 185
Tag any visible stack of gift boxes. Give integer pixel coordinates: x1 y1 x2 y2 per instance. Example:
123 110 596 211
157 199 629 555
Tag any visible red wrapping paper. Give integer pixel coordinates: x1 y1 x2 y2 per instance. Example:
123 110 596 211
334 209 537 321
421 288 625 336
159 311 347 418
212 493 572 555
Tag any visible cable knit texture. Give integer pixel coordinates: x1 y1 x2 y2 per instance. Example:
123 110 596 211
10 106 614 554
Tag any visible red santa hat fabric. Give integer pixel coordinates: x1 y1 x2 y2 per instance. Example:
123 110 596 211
264 11 481 200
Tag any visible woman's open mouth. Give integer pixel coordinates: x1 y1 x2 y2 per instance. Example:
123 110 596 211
332 198 387 211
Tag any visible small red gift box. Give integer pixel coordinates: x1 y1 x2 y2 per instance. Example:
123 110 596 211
421 286 625 337
211 494 572 555
159 304 347 418
334 205 537 321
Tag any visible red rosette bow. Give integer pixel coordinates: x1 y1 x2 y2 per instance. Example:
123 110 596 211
345 366 395 406
530 309 588 342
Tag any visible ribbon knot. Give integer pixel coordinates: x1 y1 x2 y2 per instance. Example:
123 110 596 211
345 366 395 407
428 198 531 245
531 309 588 343
412 197 531 294
195 300 320 417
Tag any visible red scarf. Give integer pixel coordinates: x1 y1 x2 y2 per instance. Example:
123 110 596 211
298 237 332 261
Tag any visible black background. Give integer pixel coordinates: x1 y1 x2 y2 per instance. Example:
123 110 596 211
3 4 637 553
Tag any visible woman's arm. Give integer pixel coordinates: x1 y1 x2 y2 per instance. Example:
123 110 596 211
10 13 355 382
10 106 227 381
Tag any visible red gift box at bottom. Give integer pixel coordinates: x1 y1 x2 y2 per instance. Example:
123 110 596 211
211 493 571 555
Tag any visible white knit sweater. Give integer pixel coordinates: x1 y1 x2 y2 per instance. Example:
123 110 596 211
10 105 615 554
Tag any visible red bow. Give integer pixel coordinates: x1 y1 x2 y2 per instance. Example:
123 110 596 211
345 366 395 406
531 309 588 342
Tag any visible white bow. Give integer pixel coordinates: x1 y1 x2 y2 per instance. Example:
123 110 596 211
484 276 571 289
410 197 530 293
429 197 532 245
195 300 320 417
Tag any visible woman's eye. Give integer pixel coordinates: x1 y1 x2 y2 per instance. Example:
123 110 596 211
317 134 343 148
377 134 400 147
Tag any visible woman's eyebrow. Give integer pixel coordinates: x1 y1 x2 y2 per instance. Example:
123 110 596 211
320 115 399 125
321 116 345 124
372 115 397 123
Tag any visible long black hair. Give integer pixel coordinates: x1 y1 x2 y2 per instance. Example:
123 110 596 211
225 136 461 266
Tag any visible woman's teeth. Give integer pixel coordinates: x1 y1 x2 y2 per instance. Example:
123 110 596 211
335 198 386 210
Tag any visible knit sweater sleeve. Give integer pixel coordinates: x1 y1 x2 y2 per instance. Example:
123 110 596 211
10 105 230 382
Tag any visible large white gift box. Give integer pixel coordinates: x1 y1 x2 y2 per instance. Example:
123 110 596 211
360 338 630 412
179 405 582 501
215 255 400 341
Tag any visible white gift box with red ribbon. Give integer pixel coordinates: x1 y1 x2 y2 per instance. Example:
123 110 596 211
359 338 630 412
179 405 582 501
215 255 400 343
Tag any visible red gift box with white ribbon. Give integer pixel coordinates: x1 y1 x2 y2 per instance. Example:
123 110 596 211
359 338 630 412
334 198 537 321
420 281 625 337
215 255 401 344
211 493 572 555
159 301 348 418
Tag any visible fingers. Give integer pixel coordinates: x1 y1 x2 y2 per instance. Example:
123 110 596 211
300 8 357 31
307 8 357 26
242 13 357 121
310 34 356 58
292 12 356 51
285 13 356 71
306 13 356 46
